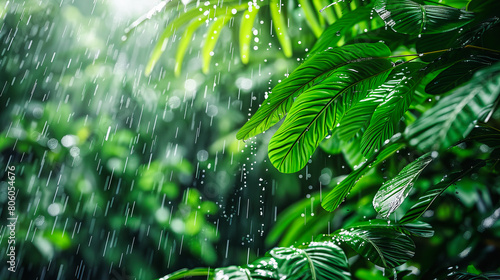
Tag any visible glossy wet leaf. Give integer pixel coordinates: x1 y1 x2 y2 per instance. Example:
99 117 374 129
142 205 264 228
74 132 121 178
270 242 351 280
322 140 406 212
399 160 486 224
374 0 474 35
333 227 415 268
361 62 426 156
270 0 292 58
268 58 393 173
373 152 433 218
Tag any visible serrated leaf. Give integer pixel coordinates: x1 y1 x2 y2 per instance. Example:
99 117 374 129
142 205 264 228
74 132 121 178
270 242 351 280
333 227 415 268
373 153 433 218
322 139 406 212
237 42 392 140
374 0 474 35
361 62 426 156
268 58 393 173
405 62 500 152
239 6 260 64
399 159 486 224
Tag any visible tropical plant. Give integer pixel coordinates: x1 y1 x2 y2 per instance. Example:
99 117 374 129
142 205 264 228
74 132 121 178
151 0 500 278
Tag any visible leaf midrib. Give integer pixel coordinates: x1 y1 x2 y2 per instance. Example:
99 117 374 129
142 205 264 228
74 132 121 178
277 64 392 170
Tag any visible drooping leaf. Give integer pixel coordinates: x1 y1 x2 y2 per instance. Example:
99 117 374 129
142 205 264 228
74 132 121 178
373 153 433 218
174 19 206 76
202 15 233 74
322 139 406 212
399 159 486 224
361 62 426 156
268 58 393 173
239 6 260 64
146 1 248 75
270 242 351 280
237 42 391 140
374 0 474 35
332 227 415 268
426 54 500 94
270 0 292 58
405 61 500 152
298 0 324 38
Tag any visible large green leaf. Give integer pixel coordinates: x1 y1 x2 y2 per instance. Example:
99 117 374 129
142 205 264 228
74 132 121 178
373 153 433 218
322 140 406 212
270 242 351 280
374 0 474 35
202 15 233 74
332 227 415 268
399 159 486 224
361 62 426 156
237 43 391 140
405 62 500 151
268 58 393 173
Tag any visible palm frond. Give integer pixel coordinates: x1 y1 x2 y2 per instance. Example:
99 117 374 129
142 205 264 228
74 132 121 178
268 58 393 173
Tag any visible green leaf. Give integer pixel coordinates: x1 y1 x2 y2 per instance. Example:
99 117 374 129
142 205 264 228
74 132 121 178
332 227 415 268
239 6 260 64
361 62 426 156
174 19 206 77
268 58 393 173
336 90 385 141
405 62 500 152
270 242 351 280
399 159 486 224
426 54 500 95
322 140 406 212
345 219 434 238
270 0 292 58
373 153 433 219
374 0 474 35
146 1 248 75
312 5 374 53
298 0 324 38
202 15 232 74
237 42 391 141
